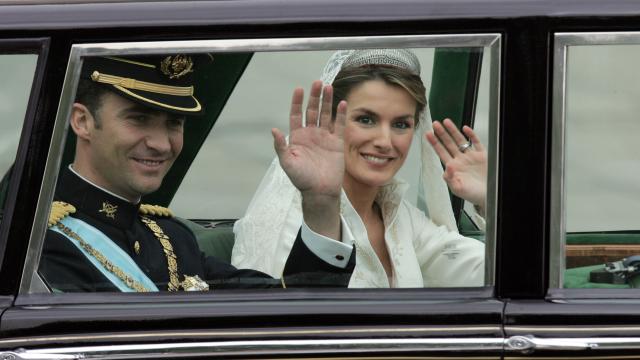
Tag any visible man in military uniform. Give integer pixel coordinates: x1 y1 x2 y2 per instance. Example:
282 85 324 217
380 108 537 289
39 55 352 292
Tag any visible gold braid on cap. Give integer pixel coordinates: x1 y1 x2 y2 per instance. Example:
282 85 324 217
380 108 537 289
90 71 193 96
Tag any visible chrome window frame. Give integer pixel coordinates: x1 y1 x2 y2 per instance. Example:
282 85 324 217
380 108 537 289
20 34 501 294
551 32 640 288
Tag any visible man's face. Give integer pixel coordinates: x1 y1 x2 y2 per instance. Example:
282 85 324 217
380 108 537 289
83 92 185 201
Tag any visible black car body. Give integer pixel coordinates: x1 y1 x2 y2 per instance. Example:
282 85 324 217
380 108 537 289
1 0 640 358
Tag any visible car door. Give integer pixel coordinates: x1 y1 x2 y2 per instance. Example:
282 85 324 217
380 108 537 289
0 37 49 316
0 1 506 359
503 14 640 359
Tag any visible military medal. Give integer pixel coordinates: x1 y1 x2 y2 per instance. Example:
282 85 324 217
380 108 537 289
181 275 210 291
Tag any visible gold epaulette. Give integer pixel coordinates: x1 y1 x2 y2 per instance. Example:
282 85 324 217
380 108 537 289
139 204 173 217
49 201 76 227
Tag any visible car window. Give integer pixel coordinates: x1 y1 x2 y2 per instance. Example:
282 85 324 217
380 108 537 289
554 34 640 289
0 54 38 216
175 49 439 219
174 47 496 286
174 48 493 232
565 45 640 235
24 35 500 294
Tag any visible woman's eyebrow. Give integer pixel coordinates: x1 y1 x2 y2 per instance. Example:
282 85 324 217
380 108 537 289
395 114 416 121
351 107 379 116
352 107 414 120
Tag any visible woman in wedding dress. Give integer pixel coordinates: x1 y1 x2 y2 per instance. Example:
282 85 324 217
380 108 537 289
232 49 488 288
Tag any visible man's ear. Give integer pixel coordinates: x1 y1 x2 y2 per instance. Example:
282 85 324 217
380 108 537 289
70 103 94 141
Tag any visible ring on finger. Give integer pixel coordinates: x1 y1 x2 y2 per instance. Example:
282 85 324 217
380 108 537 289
458 141 472 153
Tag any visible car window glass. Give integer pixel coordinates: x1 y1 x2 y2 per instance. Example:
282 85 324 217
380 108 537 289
562 44 640 288
175 49 438 219
28 38 499 294
175 49 493 227
0 54 38 214
174 47 494 288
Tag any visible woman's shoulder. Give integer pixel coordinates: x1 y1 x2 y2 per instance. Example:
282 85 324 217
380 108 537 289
394 198 443 234
396 197 430 220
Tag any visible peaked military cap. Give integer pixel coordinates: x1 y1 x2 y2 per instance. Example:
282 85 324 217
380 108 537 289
81 55 205 116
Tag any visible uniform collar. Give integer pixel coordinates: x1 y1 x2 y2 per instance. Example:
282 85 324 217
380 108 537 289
56 167 140 229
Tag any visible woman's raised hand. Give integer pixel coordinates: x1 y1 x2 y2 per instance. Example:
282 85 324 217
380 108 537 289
426 119 487 214
272 80 347 239
272 80 347 202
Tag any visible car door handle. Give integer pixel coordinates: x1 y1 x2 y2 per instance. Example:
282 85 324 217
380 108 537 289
0 351 77 360
505 335 640 353
505 335 590 353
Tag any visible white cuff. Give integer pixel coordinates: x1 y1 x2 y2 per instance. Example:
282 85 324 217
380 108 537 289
301 216 354 269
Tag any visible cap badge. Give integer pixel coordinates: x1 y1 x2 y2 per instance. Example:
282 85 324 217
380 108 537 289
160 54 194 79
99 201 118 219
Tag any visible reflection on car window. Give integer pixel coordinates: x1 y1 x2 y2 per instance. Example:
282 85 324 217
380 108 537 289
563 45 640 288
33 42 497 294
0 54 38 217
179 47 494 289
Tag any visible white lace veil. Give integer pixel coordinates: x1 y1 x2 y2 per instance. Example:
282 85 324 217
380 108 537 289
231 49 457 278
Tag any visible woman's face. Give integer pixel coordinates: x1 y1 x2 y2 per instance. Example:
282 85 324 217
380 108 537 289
343 79 417 191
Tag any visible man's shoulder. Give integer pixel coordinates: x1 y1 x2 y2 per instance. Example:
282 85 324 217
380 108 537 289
43 202 92 266
139 204 174 218
48 201 77 227
138 204 197 240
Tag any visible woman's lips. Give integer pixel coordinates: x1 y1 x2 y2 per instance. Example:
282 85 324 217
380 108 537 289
361 153 393 165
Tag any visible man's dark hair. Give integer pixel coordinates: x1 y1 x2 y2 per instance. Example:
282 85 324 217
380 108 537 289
75 78 111 128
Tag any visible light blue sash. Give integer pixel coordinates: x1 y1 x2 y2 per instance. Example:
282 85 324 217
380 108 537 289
51 216 159 292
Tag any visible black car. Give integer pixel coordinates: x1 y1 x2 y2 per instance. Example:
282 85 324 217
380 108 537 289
1 0 640 358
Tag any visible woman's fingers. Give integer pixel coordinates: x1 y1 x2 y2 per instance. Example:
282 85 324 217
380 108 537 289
429 119 484 160
292 80 339 135
319 84 333 130
289 87 304 132
463 125 485 152
426 130 453 163
432 120 461 156
443 118 469 150
305 80 323 127
332 100 347 138
272 128 287 158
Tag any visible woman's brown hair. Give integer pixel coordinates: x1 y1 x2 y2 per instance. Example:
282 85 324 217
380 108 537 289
331 65 427 126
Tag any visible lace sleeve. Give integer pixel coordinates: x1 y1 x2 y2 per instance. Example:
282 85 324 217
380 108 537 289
232 157 303 278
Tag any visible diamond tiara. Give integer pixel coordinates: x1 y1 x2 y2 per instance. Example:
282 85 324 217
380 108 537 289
341 49 421 75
